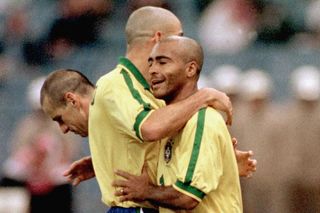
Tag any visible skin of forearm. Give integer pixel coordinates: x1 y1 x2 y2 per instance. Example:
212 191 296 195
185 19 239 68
141 90 210 141
146 185 198 210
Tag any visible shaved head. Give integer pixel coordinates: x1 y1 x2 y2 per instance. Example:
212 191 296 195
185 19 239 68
158 36 204 75
148 36 204 103
125 6 182 45
40 69 95 109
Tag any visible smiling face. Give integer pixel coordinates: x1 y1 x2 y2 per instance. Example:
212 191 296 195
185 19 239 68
148 41 189 103
148 37 202 104
42 94 89 137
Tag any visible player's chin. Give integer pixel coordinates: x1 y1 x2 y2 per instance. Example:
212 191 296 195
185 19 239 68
153 92 165 100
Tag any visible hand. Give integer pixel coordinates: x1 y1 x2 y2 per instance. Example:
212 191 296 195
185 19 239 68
232 137 257 178
201 88 233 125
112 164 153 202
63 156 95 186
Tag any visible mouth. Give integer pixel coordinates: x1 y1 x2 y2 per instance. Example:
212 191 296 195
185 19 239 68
151 79 165 90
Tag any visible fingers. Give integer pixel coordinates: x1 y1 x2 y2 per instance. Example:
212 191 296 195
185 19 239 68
63 166 76 177
237 150 254 159
115 169 133 180
226 112 233 126
119 195 131 202
243 150 253 158
114 188 131 202
225 96 233 126
114 189 135 202
225 102 233 126
63 159 83 176
72 177 81 186
249 159 257 169
114 188 126 196
112 179 129 188
232 138 238 147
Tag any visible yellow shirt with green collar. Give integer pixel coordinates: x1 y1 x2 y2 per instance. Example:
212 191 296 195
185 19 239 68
157 108 243 213
89 57 165 208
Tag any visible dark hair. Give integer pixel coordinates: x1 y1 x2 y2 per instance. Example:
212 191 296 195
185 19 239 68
40 69 95 107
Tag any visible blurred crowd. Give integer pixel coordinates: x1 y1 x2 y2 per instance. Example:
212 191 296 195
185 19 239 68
0 0 320 213
201 64 320 213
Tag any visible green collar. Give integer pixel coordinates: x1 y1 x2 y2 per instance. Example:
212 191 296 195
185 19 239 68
119 57 150 90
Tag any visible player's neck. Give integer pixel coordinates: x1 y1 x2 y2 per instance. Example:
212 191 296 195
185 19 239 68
126 44 153 84
166 82 198 105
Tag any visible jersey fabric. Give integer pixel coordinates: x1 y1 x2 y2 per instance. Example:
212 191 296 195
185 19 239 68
89 57 164 208
157 108 242 213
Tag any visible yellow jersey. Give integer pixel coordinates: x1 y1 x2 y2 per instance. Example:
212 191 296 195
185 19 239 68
157 108 243 213
89 57 164 208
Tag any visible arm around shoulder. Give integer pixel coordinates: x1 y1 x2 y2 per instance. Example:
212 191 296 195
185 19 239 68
140 88 231 141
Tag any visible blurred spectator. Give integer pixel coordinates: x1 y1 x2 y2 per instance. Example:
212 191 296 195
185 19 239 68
209 64 242 104
0 76 81 213
23 0 113 65
235 69 286 213
198 0 261 54
193 0 213 14
291 0 320 49
0 41 9 87
0 187 29 213
281 65 320 213
208 64 243 135
198 0 301 51
255 2 297 45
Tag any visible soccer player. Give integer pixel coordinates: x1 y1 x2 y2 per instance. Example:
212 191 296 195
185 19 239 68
113 36 242 212
41 6 254 213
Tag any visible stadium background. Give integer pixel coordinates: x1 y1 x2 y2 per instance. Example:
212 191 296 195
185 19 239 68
0 0 319 212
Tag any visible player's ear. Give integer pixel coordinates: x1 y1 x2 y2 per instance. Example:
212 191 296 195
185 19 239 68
186 61 198 78
152 31 162 42
64 92 80 108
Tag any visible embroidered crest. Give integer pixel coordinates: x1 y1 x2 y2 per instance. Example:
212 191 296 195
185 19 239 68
164 138 173 163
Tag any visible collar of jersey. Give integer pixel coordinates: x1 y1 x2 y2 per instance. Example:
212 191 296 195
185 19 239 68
119 57 150 90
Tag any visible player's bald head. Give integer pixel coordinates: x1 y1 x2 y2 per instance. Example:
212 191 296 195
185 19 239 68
125 6 182 45
158 36 204 75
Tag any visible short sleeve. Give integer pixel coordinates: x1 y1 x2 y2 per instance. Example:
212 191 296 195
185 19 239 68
173 108 226 201
98 69 157 142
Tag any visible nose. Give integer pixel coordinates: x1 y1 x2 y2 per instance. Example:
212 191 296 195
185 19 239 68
149 65 158 75
59 123 69 134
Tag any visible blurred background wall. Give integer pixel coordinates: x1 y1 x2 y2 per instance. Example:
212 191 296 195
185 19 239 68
1 0 320 212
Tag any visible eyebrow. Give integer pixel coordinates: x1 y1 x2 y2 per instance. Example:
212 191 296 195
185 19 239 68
148 55 171 63
155 55 171 61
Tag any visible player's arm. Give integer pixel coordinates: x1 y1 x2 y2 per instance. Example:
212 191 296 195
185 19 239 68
113 165 199 210
141 87 232 141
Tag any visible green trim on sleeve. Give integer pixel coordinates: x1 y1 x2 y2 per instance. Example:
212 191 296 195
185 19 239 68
175 180 205 200
185 108 206 183
119 57 150 90
120 69 152 140
134 109 151 140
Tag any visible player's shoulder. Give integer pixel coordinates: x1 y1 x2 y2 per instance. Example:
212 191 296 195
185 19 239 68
96 67 124 88
185 107 219 126
198 107 226 128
